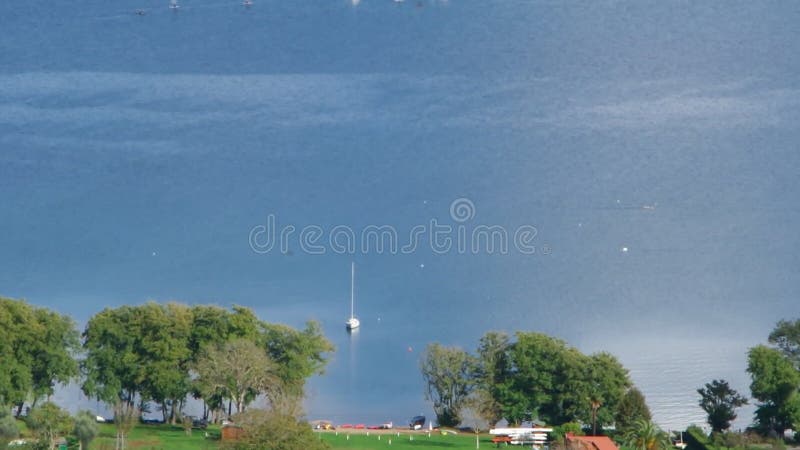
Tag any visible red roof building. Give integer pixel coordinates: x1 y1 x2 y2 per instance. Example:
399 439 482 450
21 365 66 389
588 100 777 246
565 433 620 450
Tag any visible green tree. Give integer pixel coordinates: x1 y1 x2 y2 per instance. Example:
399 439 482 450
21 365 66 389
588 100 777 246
0 298 79 416
697 379 748 433
26 402 72 450
135 302 193 424
623 419 671 450
0 297 36 413
584 352 632 433
473 332 510 427
29 308 80 406
188 305 261 421
0 407 20 447
768 319 800 367
494 332 589 425
420 343 476 427
552 422 584 443
84 303 332 426
260 321 334 403
82 305 144 409
615 387 652 433
220 409 328 450
73 410 99 450
747 345 800 436
195 339 280 415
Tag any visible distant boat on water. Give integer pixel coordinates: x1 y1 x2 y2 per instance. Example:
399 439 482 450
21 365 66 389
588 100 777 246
243 0 253 6
345 262 360 331
169 0 180 10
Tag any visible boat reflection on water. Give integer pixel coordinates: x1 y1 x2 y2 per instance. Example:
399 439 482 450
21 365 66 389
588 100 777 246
346 319 360 398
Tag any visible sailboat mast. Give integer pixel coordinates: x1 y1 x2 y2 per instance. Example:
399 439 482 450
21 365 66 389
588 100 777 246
350 262 355 319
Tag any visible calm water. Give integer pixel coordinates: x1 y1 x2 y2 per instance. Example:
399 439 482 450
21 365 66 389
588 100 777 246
3 0 800 431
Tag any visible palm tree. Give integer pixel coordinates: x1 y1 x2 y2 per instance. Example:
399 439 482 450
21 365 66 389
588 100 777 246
623 419 672 450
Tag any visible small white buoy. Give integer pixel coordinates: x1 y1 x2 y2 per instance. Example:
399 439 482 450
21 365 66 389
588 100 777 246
621 246 629 253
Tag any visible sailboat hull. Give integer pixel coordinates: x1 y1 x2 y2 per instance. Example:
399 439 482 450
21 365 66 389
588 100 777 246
346 318 360 330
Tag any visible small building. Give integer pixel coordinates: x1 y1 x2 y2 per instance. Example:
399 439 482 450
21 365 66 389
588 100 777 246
565 433 620 450
221 424 245 441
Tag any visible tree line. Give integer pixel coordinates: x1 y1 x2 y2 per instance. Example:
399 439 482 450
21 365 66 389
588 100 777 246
419 318 800 444
420 331 651 432
0 296 333 426
696 318 800 439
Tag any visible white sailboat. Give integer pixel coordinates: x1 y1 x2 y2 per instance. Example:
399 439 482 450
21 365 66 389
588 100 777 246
169 0 180 10
345 262 360 331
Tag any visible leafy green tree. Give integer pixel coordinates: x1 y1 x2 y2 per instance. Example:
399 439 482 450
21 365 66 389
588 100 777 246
188 305 239 359
747 345 800 436
221 409 329 450
0 407 20 447
420 343 477 427
26 402 73 450
0 298 79 416
494 332 589 425
29 308 80 405
82 305 144 409
84 303 332 426
260 321 334 403
135 303 193 424
195 339 280 415
584 352 632 433
615 387 652 433
769 319 800 367
0 298 35 412
552 422 584 443
73 410 99 450
473 332 510 427
697 379 748 433
188 305 260 421
623 419 671 450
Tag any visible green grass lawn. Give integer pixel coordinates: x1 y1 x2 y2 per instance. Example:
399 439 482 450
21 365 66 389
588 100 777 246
89 423 220 450
320 432 491 450
80 424 489 449
8 421 500 450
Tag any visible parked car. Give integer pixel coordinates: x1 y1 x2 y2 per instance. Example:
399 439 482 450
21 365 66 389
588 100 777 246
409 415 425 430
179 415 206 428
191 417 208 429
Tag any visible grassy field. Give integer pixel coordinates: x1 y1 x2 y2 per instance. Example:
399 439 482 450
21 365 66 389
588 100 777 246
79 423 486 449
89 423 221 450
319 431 487 449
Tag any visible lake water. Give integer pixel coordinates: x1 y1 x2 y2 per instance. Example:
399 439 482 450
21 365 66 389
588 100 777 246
3 0 800 432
